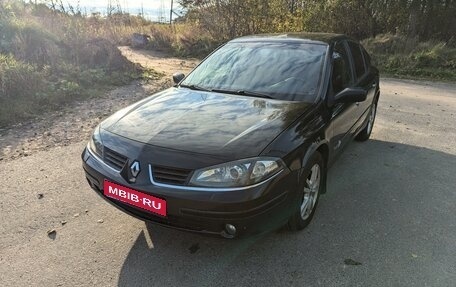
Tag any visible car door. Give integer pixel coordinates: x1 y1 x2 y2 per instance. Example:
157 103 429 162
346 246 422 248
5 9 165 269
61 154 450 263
360 45 377 116
346 41 376 132
327 40 358 155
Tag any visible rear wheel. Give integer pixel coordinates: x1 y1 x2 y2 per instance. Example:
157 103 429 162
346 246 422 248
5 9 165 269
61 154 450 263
288 152 324 231
356 102 377 141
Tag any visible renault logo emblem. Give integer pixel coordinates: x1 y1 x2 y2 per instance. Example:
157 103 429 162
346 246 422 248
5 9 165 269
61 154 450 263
130 161 140 178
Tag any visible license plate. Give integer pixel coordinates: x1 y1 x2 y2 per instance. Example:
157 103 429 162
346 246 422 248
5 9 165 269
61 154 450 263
103 180 167 217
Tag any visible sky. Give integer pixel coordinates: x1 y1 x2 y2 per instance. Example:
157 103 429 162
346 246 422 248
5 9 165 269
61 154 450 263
62 0 179 21
74 0 170 10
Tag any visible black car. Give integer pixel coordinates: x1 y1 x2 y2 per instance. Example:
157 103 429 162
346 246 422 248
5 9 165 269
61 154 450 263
82 33 379 238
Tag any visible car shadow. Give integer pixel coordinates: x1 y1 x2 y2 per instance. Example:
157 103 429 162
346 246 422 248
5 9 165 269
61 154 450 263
117 139 456 287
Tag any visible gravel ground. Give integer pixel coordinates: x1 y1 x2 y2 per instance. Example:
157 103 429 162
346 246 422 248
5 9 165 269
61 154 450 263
0 49 455 287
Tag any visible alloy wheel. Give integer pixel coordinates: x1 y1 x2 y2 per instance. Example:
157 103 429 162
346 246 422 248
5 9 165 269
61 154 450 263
367 103 377 135
300 164 321 220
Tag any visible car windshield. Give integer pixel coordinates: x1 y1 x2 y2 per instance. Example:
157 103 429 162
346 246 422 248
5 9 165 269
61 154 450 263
181 41 327 102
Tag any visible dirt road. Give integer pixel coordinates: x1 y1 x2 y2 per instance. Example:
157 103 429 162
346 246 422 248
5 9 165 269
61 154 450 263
1 48 455 287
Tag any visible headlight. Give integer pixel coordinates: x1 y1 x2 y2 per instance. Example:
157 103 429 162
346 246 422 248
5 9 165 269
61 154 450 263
88 126 103 157
189 157 285 188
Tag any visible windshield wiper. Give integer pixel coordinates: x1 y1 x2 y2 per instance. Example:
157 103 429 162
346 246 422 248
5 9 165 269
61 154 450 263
180 85 273 99
212 89 273 99
179 84 211 92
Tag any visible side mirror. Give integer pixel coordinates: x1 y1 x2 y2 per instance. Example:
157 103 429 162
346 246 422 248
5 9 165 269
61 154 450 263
173 72 185 84
334 87 367 103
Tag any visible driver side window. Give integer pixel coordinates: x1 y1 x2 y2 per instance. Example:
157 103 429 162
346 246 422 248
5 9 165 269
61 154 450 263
332 42 351 94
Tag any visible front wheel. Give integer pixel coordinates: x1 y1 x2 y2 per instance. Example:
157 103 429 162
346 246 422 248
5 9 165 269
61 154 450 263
356 102 377 141
288 152 324 231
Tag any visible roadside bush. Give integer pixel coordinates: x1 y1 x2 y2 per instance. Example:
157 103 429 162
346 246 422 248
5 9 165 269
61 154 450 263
174 29 221 57
362 34 456 81
144 24 220 58
0 54 45 100
148 25 175 51
77 38 134 71
5 20 62 67
0 1 145 127
0 54 47 124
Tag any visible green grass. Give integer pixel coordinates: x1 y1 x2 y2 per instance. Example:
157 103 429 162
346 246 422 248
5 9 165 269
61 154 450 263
362 34 456 82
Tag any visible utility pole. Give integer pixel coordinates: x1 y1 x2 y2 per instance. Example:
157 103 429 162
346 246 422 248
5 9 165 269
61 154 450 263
170 0 173 25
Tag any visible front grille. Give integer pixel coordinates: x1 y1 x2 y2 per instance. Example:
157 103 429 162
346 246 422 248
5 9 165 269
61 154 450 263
152 165 192 185
104 147 128 170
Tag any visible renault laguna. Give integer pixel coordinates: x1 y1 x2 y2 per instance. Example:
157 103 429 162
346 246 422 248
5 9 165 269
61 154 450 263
82 33 379 238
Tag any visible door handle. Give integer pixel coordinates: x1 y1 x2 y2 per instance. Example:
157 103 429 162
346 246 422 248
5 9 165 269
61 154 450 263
356 102 360 106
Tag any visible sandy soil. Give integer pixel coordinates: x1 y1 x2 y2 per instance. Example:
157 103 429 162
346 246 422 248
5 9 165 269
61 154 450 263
0 47 199 162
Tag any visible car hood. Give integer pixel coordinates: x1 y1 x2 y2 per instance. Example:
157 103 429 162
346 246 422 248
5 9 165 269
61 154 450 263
101 87 312 159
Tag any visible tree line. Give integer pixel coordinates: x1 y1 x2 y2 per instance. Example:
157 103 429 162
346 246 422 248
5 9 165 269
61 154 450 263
178 0 455 41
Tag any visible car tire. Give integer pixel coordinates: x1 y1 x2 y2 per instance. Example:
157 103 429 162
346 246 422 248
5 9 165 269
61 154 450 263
356 101 378 142
288 152 324 231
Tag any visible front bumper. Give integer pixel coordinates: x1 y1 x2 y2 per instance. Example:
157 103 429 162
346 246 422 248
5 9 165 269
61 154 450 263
82 147 300 238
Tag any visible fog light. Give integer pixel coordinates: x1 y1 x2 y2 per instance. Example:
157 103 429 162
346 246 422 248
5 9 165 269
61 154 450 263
225 224 237 235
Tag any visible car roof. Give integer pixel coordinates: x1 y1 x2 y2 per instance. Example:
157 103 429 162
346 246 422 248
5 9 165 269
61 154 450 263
230 32 348 45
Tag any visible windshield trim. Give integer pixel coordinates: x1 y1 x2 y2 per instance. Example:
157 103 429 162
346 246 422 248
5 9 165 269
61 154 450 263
182 41 328 103
315 45 331 104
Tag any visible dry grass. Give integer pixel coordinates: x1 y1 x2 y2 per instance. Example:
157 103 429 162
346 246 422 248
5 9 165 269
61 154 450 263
145 23 222 57
0 1 150 127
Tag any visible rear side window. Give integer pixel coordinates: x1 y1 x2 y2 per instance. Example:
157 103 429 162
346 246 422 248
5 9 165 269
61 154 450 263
331 42 352 94
348 41 366 79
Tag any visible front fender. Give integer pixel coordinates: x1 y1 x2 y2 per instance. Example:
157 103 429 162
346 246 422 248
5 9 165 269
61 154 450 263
299 140 329 194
